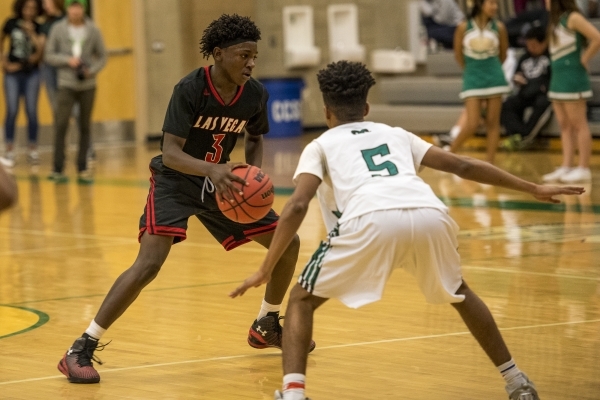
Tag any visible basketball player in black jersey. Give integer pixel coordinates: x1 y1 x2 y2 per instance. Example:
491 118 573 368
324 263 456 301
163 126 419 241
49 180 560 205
57 14 314 384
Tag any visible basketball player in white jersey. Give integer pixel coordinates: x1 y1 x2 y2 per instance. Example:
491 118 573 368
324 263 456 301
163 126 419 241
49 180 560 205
231 61 584 400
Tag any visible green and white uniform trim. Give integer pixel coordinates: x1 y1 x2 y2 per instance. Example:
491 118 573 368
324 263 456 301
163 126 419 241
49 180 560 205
460 18 510 99
299 224 339 293
549 12 592 100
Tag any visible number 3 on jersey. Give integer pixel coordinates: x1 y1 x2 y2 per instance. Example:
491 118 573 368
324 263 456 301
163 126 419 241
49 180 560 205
205 133 225 163
361 144 398 177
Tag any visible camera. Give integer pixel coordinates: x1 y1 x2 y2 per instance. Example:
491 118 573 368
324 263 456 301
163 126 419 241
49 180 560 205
76 62 87 80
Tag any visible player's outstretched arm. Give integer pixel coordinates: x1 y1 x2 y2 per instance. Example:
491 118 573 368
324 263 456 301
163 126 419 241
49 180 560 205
230 173 321 298
420 146 585 203
0 165 17 212
162 132 248 202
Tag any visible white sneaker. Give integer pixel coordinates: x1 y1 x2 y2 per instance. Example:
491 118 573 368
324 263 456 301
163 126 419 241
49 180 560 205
0 152 15 169
27 150 40 166
542 166 572 182
506 373 539 400
560 167 591 183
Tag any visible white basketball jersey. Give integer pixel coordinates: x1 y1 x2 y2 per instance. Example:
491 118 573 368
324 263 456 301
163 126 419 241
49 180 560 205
293 121 447 232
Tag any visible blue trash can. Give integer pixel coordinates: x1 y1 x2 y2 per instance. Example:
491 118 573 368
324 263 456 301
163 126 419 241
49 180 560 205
260 78 304 138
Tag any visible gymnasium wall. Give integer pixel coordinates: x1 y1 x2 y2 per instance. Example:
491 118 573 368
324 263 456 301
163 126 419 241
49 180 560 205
1 0 416 142
253 0 411 127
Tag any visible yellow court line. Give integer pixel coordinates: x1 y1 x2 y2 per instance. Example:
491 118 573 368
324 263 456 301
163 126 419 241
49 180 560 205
0 318 598 387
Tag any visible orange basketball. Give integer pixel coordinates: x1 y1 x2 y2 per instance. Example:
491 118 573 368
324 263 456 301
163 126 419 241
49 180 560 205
217 165 274 224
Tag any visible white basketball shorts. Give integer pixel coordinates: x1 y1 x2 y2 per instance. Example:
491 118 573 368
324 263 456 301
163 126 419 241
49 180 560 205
298 208 465 308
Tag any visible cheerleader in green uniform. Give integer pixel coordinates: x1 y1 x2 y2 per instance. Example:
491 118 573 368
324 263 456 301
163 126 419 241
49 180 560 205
450 0 510 164
543 0 600 183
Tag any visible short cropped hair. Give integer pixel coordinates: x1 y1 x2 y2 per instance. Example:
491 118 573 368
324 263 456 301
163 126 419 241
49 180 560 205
524 25 547 42
317 61 376 121
199 14 261 59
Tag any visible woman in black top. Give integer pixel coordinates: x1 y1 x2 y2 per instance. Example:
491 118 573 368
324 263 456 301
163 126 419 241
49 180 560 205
0 0 44 168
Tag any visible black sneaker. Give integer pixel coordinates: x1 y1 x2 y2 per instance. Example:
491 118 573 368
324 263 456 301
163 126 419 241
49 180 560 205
248 312 316 352
57 334 108 383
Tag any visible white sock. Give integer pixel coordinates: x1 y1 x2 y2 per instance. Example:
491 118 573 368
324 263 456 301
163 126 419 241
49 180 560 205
257 299 280 320
282 373 306 400
450 125 461 139
85 320 107 340
497 358 526 390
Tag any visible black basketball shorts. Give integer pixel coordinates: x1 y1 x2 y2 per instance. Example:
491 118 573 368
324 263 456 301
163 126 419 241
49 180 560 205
139 155 278 250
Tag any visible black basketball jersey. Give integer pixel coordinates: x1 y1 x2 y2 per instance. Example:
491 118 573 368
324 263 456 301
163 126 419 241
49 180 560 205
161 66 269 163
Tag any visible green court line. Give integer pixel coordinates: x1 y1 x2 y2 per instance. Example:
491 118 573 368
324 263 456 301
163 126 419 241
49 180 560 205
15 174 600 213
0 305 49 340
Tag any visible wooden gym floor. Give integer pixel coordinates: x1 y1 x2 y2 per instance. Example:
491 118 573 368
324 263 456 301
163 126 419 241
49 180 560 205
0 134 599 399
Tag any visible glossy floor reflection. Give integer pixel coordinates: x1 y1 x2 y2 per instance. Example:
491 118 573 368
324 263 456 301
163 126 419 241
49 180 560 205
0 137 599 399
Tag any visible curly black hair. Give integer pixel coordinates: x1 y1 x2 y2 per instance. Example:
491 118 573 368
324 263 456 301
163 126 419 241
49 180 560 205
13 0 43 19
317 61 376 121
199 14 261 60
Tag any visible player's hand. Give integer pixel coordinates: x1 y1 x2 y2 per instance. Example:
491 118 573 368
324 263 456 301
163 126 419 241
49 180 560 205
229 268 272 298
532 184 585 203
581 56 590 72
208 162 248 203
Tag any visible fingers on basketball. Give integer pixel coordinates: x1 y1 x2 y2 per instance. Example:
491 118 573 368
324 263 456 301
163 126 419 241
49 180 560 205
217 165 274 224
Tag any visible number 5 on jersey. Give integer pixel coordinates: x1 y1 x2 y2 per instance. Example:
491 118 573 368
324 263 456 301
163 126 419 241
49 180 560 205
361 144 398 177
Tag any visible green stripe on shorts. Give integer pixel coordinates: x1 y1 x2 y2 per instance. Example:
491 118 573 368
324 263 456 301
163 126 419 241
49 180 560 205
299 224 339 292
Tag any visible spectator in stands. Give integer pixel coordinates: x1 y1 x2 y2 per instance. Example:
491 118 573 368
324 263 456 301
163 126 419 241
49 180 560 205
449 0 510 164
0 0 44 169
40 0 65 114
542 0 600 183
420 0 465 49
44 0 106 184
500 25 552 150
576 0 599 17
514 0 546 14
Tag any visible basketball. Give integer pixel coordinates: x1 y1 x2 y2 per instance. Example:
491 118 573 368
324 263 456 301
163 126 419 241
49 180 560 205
217 165 274 224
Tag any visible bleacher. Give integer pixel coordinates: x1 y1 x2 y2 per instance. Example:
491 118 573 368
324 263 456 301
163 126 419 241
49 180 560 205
368 19 600 137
